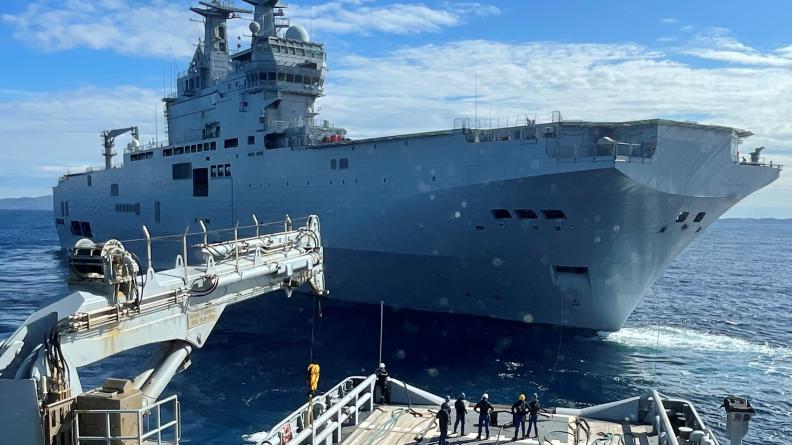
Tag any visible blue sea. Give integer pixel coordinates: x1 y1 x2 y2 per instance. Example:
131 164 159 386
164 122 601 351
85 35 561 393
0 210 789 444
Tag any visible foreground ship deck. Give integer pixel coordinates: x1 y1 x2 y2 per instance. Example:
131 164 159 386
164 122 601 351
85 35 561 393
248 375 756 445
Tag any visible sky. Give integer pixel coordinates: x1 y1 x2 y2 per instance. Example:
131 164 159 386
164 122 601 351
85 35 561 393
0 0 791 217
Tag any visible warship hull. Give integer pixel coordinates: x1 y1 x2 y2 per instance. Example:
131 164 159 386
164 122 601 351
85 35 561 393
53 122 779 331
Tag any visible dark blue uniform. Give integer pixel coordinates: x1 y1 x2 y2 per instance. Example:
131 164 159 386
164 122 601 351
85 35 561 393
474 399 494 439
453 398 467 435
526 399 540 438
511 399 527 439
437 402 451 445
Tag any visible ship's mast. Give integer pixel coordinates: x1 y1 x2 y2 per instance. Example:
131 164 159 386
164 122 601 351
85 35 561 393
189 1 252 84
244 0 281 38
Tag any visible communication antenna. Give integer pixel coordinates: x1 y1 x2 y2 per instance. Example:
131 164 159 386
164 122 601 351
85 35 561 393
154 101 159 145
474 71 478 129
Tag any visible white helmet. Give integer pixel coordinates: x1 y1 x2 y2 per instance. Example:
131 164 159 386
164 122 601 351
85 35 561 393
379 362 386 369
482 393 489 399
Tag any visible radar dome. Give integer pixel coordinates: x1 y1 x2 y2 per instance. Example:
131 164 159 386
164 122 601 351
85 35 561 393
285 25 309 42
249 21 261 35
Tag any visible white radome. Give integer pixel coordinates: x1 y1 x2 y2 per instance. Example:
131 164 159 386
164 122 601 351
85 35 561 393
285 24 309 42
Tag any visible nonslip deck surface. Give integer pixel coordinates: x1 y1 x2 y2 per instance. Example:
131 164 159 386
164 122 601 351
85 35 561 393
341 405 657 445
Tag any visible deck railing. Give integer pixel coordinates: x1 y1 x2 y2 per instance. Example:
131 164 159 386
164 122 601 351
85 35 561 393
249 375 375 445
74 394 180 445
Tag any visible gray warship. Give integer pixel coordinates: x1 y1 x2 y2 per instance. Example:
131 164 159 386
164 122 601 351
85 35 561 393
51 0 782 331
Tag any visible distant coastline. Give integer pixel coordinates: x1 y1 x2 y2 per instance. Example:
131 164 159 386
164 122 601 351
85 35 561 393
0 195 52 211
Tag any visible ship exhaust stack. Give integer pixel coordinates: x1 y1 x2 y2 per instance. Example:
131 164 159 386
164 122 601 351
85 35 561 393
101 126 138 169
722 396 755 445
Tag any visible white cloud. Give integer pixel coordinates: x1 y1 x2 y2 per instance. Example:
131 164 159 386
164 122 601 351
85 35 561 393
660 18 678 25
2 0 501 58
682 28 792 67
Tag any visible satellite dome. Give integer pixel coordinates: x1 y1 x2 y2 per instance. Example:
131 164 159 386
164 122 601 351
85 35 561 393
285 24 309 42
249 21 261 35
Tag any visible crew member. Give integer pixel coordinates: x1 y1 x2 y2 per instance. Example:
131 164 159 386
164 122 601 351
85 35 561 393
453 392 468 436
474 393 494 440
437 395 452 445
526 393 541 439
511 394 527 440
375 363 390 404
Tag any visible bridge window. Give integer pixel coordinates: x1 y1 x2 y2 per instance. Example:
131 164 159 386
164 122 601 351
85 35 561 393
676 212 689 223
110 184 119 196
693 212 706 222
163 148 172 157
172 162 192 180
174 147 184 155
268 72 276 81
211 165 217 177
225 164 231 176
515 209 538 219
210 141 217 150
224 138 239 149
491 209 512 219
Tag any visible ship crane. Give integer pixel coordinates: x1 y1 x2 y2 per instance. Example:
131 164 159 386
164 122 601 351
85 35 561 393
101 126 139 169
0 215 326 444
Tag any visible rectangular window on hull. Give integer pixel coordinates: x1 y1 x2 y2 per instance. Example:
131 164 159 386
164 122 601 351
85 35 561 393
339 158 349 169
541 210 567 220
554 265 589 274
676 211 689 223
693 212 706 222
515 209 538 219
110 184 119 196
155 200 161 223
248 135 255 145
193 168 209 197
80 221 93 238
70 221 82 236
172 162 192 180
224 138 239 149
491 209 512 219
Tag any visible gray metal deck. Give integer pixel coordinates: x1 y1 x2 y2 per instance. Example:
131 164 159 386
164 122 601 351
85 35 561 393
341 404 657 445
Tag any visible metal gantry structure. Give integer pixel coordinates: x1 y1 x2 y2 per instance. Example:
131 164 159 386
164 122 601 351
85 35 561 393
0 215 326 445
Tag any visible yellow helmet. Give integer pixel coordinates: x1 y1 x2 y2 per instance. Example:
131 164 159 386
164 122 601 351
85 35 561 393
519 394 526 401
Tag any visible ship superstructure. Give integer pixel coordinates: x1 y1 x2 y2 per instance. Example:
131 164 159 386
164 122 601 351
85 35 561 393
52 0 782 332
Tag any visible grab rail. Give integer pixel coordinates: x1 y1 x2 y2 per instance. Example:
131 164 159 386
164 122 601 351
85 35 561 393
651 390 680 445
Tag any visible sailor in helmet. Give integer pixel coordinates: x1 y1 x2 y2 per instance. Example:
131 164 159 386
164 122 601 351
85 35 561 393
526 393 541 439
511 393 527 440
474 393 494 440
453 392 467 436
437 395 452 445
375 363 390 404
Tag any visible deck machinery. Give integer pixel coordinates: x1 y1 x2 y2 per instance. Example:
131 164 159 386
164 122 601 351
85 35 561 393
0 215 326 445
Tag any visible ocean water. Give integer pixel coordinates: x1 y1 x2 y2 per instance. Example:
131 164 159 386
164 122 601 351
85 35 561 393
0 210 789 444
